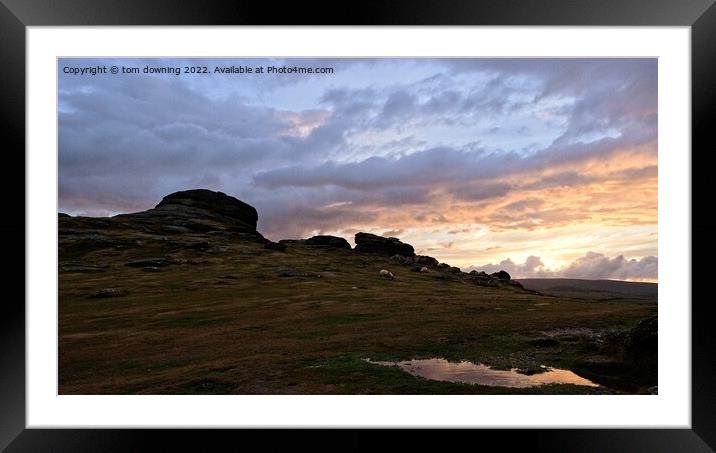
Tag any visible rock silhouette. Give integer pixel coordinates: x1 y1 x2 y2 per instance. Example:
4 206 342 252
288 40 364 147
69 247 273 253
60 189 525 292
60 189 267 258
155 189 258 229
491 270 512 281
354 232 415 256
305 235 352 249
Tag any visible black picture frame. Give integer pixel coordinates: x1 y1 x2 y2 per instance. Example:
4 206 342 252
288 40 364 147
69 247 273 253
2 0 714 451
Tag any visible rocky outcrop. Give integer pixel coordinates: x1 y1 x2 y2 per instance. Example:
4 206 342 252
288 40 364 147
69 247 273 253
471 274 500 287
354 232 415 256
155 189 258 230
305 235 351 249
57 189 268 244
469 270 520 288
391 254 439 268
59 190 272 261
491 270 511 280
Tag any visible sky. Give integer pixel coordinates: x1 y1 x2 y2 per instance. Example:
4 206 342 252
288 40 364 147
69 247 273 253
58 58 658 281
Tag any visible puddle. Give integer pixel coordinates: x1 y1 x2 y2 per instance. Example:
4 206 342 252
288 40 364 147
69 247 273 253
364 358 599 388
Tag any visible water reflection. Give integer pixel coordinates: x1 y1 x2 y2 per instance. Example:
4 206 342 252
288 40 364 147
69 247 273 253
364 358 599 388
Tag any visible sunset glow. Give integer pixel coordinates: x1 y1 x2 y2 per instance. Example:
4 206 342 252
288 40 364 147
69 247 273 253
59 58 657 281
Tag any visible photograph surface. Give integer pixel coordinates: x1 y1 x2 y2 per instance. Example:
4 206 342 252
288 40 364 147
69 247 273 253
58 57 657 395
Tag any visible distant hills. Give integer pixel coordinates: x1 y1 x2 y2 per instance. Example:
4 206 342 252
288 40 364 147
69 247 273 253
517 278 657 302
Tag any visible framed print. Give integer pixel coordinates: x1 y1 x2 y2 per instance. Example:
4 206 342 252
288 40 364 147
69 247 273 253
3 0 715 450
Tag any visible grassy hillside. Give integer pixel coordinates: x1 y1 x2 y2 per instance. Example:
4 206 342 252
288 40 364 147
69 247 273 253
58 190 657 395
59 228 656 394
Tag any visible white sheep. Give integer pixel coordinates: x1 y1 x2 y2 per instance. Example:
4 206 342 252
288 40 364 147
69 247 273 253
419 266 429 273
379 269 394 280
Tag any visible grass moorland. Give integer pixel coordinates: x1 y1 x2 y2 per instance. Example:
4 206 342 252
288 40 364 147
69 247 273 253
59 221 656 395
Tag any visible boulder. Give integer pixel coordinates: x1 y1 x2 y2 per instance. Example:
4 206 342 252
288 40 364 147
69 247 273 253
391 254 413 264
415 255 440 268
355 232 415 256
471 275 500 287
125 257 175 268
490 270 512 280
624 316 657 369
101 189 266 243
59 263 107 273
89 288 128 298
305 235 351 249
155 189 258 229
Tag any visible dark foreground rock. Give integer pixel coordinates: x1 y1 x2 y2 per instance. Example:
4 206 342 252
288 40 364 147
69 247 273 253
305 235 351 249
354 232 415 256
623 315 657 371
574 315 658 391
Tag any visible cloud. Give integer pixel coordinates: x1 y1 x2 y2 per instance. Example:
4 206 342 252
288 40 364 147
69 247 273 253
465 252 657 281
252 130 655 222
559 252 658 280
465 256 547 277
58 57 657 266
